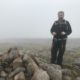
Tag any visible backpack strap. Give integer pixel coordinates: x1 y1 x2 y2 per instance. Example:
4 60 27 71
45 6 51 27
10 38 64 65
64 20 68 30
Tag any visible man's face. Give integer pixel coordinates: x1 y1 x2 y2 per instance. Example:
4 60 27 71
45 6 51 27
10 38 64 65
58 12 64 20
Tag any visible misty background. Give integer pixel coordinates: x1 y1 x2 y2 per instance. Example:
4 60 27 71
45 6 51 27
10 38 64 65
0 0 80 39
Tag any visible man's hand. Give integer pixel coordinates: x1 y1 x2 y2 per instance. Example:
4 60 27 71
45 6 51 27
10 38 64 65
52 32 57 36
61 32 66 35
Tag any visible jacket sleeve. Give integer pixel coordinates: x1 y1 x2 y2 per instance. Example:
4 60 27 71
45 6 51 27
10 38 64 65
66 21 72 35
50 22 56 34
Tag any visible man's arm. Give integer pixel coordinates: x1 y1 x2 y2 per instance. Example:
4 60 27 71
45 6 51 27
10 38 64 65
50 22 56 35
66 21 72 35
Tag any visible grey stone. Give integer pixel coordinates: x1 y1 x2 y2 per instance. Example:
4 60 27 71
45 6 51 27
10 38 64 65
63 76 72 80
76 77 80 80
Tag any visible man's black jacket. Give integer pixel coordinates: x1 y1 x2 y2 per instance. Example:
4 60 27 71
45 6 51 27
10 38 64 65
50 20 72 39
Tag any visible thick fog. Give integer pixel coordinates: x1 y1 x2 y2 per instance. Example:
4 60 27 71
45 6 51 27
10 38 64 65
0 0 80 38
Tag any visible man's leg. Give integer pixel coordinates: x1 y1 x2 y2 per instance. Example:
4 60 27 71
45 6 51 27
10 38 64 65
51 39 58 64
57 40 66 66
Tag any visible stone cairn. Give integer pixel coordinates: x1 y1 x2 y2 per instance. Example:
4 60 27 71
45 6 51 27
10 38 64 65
1 47 80 80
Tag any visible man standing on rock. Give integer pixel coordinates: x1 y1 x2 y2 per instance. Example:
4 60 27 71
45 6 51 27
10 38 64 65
50 11 72 67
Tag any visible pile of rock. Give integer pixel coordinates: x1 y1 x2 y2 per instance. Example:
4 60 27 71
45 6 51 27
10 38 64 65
0 48 62 80
0 47 80 80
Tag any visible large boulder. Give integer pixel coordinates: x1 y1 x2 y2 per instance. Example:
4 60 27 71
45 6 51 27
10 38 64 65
14 72 26 80
76 77 80 80
35 57 62 80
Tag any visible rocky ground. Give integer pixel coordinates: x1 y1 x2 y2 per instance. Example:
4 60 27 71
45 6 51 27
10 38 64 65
0 38 80 80
24 47 80 80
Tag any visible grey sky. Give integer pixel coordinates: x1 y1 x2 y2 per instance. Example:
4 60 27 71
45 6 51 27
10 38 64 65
0 0 80 38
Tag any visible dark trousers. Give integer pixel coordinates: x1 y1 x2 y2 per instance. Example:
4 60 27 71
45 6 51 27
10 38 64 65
51 38 66 66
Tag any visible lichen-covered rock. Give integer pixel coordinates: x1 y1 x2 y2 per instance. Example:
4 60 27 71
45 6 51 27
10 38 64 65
31 69 50 80
63 76 72 80
0 77 6 80
76 77 80 80
35 57 62 80
23 54 50 80
14 72 26 80
0 71 7 77
62 69 72 76
8 67 25 78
